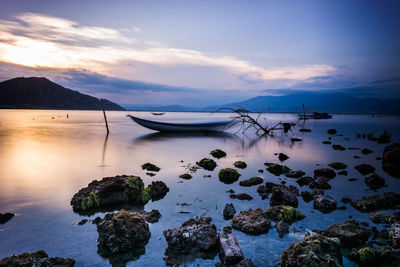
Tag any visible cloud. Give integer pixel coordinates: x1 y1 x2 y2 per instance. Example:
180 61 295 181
0 12 337 89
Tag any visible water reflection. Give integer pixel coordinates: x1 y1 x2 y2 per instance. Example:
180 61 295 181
133 131 240 143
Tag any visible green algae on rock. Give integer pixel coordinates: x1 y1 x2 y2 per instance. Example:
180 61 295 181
141 162 160 172
264 205 305 224
265 163 291 176
197 158 217 171
219 168 241 184
210 149 227 159
233 161 247 169
179 173 193 179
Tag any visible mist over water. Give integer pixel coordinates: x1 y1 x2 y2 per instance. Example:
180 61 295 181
0 110 399 266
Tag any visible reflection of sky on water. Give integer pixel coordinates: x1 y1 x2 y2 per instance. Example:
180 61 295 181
0 110 400 266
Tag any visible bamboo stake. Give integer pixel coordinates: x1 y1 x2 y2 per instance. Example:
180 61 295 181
101 98 109 135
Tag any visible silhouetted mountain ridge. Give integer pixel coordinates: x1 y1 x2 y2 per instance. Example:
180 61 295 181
0 77 125 110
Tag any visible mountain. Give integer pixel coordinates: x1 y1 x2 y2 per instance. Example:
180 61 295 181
124 104 198 112
0 77 125 110
204 92 400 114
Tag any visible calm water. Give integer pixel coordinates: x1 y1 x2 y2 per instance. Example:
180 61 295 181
0 110 400 266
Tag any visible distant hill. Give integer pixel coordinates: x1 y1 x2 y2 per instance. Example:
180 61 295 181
0 77 125 110
204 92 400 114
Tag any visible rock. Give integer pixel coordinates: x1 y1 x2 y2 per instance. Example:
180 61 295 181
299 128 311 132
315 220 371 248
281 234 342 267
369 211 390 224
309 177 332 190
285 171 305 178
219 168 241 184
233 161 247 169
377 131 392 144
351 192 400 212
371 228 390 246
70 175 167 213
361 148 373 155
341 197 352 203
270 185 298 208
278 153 289 161
216 258 257 267
327 129 337 135
337 206 346 210
197 158 217 171
264 205 305 224
0 250 75 266
256 185 269 199
338 170 348 176
0 213 14 224
230 193 253 200
223 203 236 220
355 164 376 175
328 162 347 170
382 143 400 178
163 217 217 265
365 173 385 190
390 223 400 248
258 169 264 173
223 225 233 234
146 172 155 177
218 233 244 265
322 141 332 144
239 177 263 186
141 209 161 223
275 220 290 238
227 189 235 193
296 176 314 187
97 210 150 255
76 219 88 225
354 155 361 159
301 191 314 202
348 178 358 182
313 195 337 213
179 173 192 179
231 208 271 235
265 163 291 176
332 144 346 150
148 181 169 201
349 246 400 267
312 188 325 196
210 149 227 159
291 137 302 142
313 168 336 179
141 162 160 172
92 216 102 224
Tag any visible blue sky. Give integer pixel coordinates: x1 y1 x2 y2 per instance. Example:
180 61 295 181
0 0 399 106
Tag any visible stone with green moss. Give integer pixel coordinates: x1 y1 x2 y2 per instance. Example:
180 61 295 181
349 246 400 266
179 173 192 180
264 205 305 224
328 162 348 170
197 158 217 171
218 168 240 184
265 163 291 176
233 161 247 169
210 149 226 159
81 192 100 210
141 162 160 172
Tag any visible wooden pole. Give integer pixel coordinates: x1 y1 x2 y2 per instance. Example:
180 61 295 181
101 98 109 135
302 104 306 120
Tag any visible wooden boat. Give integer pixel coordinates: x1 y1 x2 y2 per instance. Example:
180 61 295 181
298 112 332 120
127 115 232 132
151 112 165 115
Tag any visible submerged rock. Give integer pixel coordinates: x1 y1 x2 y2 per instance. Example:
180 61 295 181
299 128 311 132
231 208 271 235
291 137 302 142
218 233 244 265
313 195 337 213
223 203 236 220
197 158 217 171
275 220 290 238
97 210 151 255
210 149 227 159
285 171 305 178
179 173 192 179
141 162 160 172
70 175 168 213
369 211 390 224
264 205 305 224
270 185 298 208
315 220 371 248
141 209 161 223
322 140 332 144
328 162 347 170
265 163 291 176
382 143 400 178
296 176 314 187
355 164 376 175
230 193 253 200
349 246 400 267
0 213 14 224
239 177 263 186
351 192 400 212
278 153 289 161
163 217 218 265
362 148 373 155
219 168 241 184
377 131 392 144
332 144 346 151
281 234 342 267
365 173 386 190
338 170 348 176
313 168 336 179
301 191 314 202
0 250 75 267
233 161 247 169
327 129 337 135
310 177 332 190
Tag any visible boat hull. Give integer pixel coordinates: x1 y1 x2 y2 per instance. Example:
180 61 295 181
127 115 232 132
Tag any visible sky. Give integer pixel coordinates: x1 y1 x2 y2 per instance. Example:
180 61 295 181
0 0 399 107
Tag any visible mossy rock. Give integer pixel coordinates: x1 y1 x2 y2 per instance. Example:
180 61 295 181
210 149 227 159
233 161 247 169
265 163 291 176
349 246 400 266
141 162 160 172
81 192 100 210
219 168 241 184
328 162 348 170
179 173 192 180
265 205 305 224
197 158 217 171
